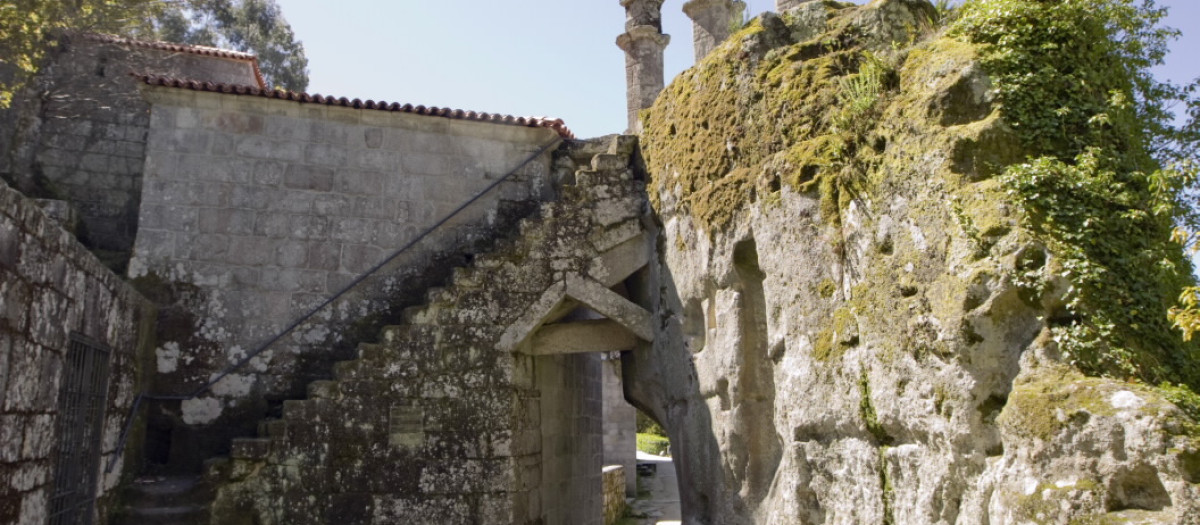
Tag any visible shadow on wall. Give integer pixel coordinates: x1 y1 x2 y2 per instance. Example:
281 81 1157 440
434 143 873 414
620 224 760 524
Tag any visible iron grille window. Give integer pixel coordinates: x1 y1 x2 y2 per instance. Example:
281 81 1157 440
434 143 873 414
47 333 112 525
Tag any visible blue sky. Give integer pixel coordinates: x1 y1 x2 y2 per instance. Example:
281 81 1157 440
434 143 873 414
277 0 1197 139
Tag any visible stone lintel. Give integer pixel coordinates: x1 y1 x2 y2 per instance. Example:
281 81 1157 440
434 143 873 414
564 275 654 342
529 319 639 356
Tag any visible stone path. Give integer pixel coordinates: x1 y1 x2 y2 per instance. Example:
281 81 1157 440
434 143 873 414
629 451 681 525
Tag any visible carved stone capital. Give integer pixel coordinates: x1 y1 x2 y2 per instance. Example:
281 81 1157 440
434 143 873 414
616 25 671 53
682 0 746 60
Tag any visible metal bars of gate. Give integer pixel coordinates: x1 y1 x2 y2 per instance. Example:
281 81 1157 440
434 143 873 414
46 333 112 525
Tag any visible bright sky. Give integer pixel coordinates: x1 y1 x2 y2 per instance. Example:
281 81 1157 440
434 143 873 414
276 0 1198 139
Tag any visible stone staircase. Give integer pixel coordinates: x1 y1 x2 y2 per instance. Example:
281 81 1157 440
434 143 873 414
119 476 211 525
117 135 648 525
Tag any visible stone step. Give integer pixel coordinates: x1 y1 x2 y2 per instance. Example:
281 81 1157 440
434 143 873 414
306 380 340 400
257 418 287 438
450 266 479 288
402 304 436 325
355 342 387 361
230 437 271 460
121 504 208 525
125 476 204 508
331 360 360 381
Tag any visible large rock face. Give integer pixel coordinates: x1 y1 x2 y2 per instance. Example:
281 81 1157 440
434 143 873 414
627 0 1200 523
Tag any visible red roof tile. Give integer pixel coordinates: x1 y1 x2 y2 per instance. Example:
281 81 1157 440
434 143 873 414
135 75 576 139
81 33 267 90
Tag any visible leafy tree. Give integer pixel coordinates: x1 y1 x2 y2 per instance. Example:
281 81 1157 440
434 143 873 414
952 0 1200 391
0 0 165 107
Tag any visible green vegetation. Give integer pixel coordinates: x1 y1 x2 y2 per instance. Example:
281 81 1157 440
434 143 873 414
636 409 670 456
636 433 671 457
642 0 1200 428
951 0 1200 391
0 0 161 107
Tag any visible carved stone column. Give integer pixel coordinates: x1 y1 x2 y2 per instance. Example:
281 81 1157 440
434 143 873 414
617 0 670 133
683 0 747 61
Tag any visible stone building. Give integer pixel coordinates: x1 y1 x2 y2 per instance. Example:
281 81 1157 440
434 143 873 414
5 1 1200 524
1 27 645 525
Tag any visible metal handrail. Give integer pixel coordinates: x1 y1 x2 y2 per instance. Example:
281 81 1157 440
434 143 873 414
106 136 564 473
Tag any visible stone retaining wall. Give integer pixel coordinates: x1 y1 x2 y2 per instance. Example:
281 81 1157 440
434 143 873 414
0 181 157 525
603 465 628 525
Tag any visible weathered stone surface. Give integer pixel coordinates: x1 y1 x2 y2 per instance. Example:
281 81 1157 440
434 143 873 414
129 86 562 469
0 34 261 269
628 1 1200 524
203 137 646 525
0 182 157 525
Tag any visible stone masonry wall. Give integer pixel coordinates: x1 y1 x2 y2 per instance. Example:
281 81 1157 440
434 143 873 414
0 181 157 525
538 352 603 525
133 86 559 470
601 354 637 496
602 465 627 525
0 34 260 271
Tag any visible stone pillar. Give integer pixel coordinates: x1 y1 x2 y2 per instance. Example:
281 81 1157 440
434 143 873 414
683 0 747 61
617 0 670 133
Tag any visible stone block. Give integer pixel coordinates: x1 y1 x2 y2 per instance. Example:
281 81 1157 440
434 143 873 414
330 218 375 244
284 165 334 192
0 221 19 270
310 122 351 145
0 414 22 462
304 142 348 167
20 414 54 460
275 241 308 267
229 185 272 210
339 244 384 274
253 212 291 238
264 116 312 142
297 243 337 274
290 215 329 241
266 190 315 214
252 160 287 187
199 208 256 235
227 236 275 266
131 229 175 260
186 234 230 262
235 136 302 161
313 193 352 216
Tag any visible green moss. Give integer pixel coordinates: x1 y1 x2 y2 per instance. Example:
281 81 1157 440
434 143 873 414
859 371 892 444
812 326 837 362
950 0 1200 391
999 367 1118 442
878 446 895 525
641 4 898 234
1004 479 1106 525
818 278 838 298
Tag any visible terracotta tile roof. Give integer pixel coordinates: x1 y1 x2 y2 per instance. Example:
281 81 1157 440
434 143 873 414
135 75 576 139
81 33 267 90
